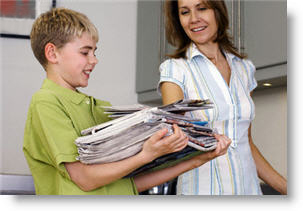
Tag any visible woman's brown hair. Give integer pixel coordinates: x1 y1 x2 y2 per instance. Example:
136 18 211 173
165 0 246 59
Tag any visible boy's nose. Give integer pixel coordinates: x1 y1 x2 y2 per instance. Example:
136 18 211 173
90 56 98 65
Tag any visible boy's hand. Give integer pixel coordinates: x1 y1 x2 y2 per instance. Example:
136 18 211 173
140 124 188 163
211 134 232 157
189 134 231 168
199 134 232 162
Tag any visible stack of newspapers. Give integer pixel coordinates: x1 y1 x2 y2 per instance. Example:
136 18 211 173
75 99 217 177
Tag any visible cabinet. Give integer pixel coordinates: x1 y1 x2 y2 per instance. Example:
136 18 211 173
136 0 164 104
136 0 287 105
243 0 286 68
242 0 287 88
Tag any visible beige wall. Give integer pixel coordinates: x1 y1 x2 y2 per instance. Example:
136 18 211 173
251 86 287 179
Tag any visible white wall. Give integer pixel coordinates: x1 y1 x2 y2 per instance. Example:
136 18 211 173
0 0 138 175
0 37 45 175
59 0 138 105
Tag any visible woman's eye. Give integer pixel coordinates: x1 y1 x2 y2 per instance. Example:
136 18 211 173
198 7 207 11
179 9 189 15
81 52 88 56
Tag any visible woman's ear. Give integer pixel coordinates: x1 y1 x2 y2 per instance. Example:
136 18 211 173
45 43 58 64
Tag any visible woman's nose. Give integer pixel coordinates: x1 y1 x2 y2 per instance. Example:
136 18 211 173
190 11 199 23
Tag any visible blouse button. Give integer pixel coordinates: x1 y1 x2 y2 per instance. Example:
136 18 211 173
86 99 90 105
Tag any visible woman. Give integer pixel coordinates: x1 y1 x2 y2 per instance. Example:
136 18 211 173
158 0 287 195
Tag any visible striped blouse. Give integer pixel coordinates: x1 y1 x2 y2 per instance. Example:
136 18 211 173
158 43 262 195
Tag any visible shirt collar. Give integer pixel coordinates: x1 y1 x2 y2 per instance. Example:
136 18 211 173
186 42 238 62
186 43 204 60
41 78 87 104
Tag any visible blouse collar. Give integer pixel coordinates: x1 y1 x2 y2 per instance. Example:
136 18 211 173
186 42 238 62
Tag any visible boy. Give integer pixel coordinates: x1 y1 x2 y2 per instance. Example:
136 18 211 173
23 8 230 195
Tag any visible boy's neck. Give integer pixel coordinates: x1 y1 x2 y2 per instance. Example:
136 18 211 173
46 67 77 91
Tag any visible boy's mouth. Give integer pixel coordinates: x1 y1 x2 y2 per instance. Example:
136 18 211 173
84 70 91 75
83 70 92 78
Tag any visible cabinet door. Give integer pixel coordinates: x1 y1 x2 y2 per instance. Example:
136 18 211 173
225 0 240 51
136 1 162 98
243 0 287 68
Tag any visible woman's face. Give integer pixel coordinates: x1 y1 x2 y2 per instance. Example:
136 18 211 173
178 0 218 46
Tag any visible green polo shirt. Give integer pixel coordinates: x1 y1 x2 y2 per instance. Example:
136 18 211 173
23 79 138 195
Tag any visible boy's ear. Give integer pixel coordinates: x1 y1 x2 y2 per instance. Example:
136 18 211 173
45 43 59 64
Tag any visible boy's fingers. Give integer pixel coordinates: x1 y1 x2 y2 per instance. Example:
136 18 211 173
151 128 168 141
176 137 188 148
167 131 187 147
172 124 181 136
171 134 188 150
162 125 180 142
215 134 232 145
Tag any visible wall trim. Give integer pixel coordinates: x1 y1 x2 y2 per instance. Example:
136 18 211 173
0 174 35 195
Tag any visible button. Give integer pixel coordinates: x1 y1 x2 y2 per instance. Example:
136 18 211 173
86 99 90 104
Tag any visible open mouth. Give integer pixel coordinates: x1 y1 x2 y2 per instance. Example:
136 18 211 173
83 70 92 78
191 26 207 32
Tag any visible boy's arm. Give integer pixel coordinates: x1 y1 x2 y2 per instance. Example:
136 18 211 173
65 124 188 192
67 132 231 193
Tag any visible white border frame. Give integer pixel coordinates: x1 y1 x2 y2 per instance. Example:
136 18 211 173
0 0 53 37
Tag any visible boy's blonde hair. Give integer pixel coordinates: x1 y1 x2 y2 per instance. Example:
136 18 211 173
30 7 99 69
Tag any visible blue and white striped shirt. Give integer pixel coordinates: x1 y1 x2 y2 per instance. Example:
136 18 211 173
158 43 262 195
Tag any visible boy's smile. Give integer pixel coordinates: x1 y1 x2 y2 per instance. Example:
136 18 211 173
49 32 98 91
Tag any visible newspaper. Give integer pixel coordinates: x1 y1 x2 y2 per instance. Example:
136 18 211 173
75 99 217 176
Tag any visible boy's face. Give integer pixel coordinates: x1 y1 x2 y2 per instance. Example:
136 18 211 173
54 32 98 90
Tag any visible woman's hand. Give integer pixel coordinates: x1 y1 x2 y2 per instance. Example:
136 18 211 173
139 124 188 163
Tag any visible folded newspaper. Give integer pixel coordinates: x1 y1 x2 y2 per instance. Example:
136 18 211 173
75 99 217 177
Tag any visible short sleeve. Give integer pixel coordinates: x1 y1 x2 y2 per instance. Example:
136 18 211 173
30 100 79 178
94 98 113 123
246 60 258 92
157 59 186 96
